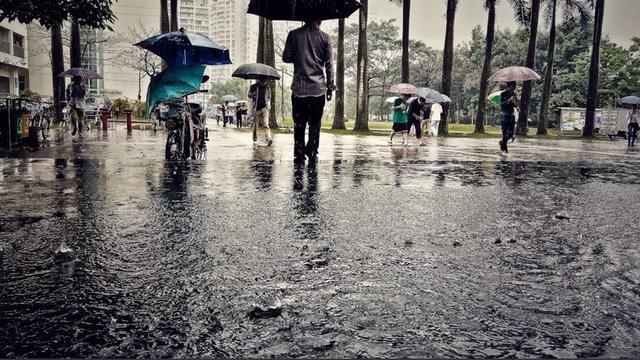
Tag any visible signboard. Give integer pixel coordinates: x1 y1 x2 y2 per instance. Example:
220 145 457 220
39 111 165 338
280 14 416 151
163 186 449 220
560 107 619 132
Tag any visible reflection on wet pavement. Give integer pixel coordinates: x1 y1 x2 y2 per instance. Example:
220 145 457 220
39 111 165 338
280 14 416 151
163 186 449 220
1 127 640 358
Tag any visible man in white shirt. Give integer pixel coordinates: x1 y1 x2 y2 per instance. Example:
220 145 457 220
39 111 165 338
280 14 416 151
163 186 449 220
429 102 443 137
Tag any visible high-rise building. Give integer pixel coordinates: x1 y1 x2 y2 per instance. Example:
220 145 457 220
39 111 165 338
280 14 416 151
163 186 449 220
178 0 210 36
208 0 258 83
0 20 29 95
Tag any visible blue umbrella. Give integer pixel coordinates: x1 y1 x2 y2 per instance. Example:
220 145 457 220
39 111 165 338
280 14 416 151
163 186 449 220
135 27 232 67
146 65 206 115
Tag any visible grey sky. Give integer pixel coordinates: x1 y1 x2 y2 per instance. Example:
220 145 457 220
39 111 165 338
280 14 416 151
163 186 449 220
347 0 639 49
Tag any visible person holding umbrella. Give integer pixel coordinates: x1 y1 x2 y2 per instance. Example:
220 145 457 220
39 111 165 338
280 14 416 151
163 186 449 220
66 75 87 136
283 18 335 163
407 96 425 145
628 104 639 148
499 81 518 154
248 77 273 146
388 94 411 146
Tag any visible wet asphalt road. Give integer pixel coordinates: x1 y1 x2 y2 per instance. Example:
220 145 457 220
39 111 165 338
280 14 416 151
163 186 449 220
1 125 640 358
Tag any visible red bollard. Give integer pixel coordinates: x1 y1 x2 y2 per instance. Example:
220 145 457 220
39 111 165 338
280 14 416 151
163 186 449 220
100 108 109 131
124 109 133 133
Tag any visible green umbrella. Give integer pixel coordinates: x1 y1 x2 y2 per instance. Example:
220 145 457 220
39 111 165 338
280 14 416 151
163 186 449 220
488 91 503 105
146 65 206 115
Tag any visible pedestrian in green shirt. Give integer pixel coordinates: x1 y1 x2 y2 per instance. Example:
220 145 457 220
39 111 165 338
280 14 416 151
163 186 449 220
388 93 411 146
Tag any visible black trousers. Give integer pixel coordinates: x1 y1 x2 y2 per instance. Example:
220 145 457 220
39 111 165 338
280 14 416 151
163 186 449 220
408 116 422 139
629 123 639 147
500 113 515 152
292 95 325 159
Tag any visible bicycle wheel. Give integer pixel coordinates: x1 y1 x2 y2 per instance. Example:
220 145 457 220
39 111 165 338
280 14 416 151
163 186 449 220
165 131 183 160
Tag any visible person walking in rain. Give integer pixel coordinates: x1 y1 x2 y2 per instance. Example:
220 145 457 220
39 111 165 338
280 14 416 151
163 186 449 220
222 101 229 127
628 104 639 147
248 77 273 146
429 101 443 138
388 94 410 146
407 96 425 145
283 18 335 163
66 75 87 136
499 81 518 154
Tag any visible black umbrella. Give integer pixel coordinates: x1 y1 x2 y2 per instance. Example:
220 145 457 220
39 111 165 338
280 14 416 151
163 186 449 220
58 67 103 80
232 63 281 80
247 0 362 21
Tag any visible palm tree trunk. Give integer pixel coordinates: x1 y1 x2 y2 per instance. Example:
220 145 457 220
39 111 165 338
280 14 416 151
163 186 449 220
170 0 178 32
584 0 605 137
51 24 66 122
537 0 557 135
70 18 82 68
257 17 265 63
160 0 169 69
354 0 369 132
440 0 458 136
401 0 411 83
517 0 541 136
332 18 346 130
265 19 278 128
160 0 170 33
475 1 496 134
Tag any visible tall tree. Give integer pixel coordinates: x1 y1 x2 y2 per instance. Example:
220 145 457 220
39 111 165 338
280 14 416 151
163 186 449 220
332 18 346 130
160 0 170 33
0 0 116 120
517 0 541 136
70 18 82 67
354 0 369 132
170 0 178 32
537 0 590 135
51 24 66 122
256 18 277 127
584 0 604 137
390 0 411 82
440 0 459 135
475 0 497 134
265 20 277 128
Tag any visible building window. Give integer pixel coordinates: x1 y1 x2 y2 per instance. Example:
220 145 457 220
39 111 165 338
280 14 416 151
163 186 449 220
12 34 25 58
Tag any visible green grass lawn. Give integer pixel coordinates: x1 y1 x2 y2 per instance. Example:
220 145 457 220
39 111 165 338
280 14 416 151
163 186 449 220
129 116 591 139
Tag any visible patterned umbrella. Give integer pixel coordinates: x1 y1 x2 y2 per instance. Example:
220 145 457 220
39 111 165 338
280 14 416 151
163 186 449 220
389 83 418 95
488 66 541 83
58 67 103 80
135 28 231 67
247 0 362 21
232 63 280 80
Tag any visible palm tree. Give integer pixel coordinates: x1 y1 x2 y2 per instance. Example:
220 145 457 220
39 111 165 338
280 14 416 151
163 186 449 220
584 0 604 137
51 24 66 122
160 0 169 33
476 0 527 134
537 0 591 135
70 18 81 68
440 0 459 136
475 0 497 134
390 0 411 83
170 0 178 32
256 18 277 128
517 0 541 136
354 0 369 132
332 18 346 130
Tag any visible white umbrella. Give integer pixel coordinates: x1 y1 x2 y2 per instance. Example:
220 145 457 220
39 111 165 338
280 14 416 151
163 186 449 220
488 66 541 83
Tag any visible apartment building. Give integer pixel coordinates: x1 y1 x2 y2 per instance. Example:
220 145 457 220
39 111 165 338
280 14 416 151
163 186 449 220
0 20 28 95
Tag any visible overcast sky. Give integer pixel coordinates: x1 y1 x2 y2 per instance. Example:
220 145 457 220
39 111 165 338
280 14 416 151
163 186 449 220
345 0 639 49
